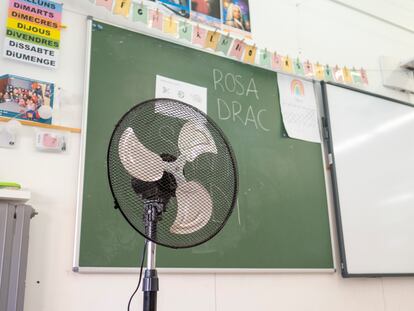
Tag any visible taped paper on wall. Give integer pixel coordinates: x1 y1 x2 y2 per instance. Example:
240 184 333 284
155 75 207 113
277 74 321 143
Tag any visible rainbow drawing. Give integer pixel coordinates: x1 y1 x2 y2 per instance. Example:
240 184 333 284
290 79 305 97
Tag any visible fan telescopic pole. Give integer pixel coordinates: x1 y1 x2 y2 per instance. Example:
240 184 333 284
142 200 162 311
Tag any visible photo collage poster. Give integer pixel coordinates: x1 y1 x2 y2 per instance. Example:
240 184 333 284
0 75 54 124
153 0 251 33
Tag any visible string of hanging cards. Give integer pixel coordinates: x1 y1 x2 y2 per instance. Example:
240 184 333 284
91 0 369 85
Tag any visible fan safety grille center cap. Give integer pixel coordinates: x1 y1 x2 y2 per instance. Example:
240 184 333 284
164 156 186 185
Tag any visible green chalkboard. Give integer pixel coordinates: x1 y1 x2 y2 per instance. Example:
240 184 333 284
77 21 333 270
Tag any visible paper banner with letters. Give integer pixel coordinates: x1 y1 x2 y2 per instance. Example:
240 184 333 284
259 49 271 68
149 9 163 30
192 26 207 46
304 61 314 77
4 0 62 69
88 0 370 87
243 44 257 64
178 21 192 41
164 17 178 35
113 0 132 17
132 3 148 23
272 53 282 71
216 35 232 54
229 39 245 60
205 31 220 50
96 0 113 11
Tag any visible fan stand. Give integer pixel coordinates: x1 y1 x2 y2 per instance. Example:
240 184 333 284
142 200 164 311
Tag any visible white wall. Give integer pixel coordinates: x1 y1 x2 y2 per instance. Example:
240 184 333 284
1 0 414 310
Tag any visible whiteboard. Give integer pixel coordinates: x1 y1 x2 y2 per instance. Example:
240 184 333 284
323 83 414 276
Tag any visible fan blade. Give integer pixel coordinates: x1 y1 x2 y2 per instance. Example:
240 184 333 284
178 122 217 162
170 181 213 235
118 127 164 182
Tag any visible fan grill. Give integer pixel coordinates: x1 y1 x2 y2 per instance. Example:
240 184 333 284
107 99 238 249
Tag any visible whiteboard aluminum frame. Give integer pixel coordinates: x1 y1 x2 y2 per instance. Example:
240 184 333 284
321 81 414 278
73 16 336 274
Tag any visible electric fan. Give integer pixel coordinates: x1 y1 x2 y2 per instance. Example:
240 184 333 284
107 98 238 311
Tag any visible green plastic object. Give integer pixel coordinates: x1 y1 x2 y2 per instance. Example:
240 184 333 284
0 182 21 189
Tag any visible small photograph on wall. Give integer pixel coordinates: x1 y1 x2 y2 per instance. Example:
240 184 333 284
0 75 54 125
158 0 191 18
222 0 251 32
190 0 222 27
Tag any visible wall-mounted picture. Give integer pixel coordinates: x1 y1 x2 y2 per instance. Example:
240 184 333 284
0 75 54 124
152 0 252 34
222 0 251 32
191 0 221 26
158 0 190 18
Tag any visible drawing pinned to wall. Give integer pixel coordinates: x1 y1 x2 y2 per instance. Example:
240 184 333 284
222 0 251 32
0 75 54 125
155 75 207 113
290 79 305 97
278 75 320 143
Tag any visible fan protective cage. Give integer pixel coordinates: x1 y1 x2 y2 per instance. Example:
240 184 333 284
107 98 238 249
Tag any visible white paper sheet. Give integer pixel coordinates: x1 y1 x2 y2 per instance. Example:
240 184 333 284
155 75 207 113
277 74 321 143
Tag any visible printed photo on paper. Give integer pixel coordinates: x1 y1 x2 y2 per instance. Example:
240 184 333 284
190 0 221 27
0 75 54 125
157 0 191 18
222 0 251 32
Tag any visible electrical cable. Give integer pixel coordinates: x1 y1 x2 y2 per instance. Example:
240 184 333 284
127 240 148 311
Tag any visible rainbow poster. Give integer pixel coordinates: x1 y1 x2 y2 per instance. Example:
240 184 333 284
3 0 62 69
277 74 320 143
290 79 305 97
